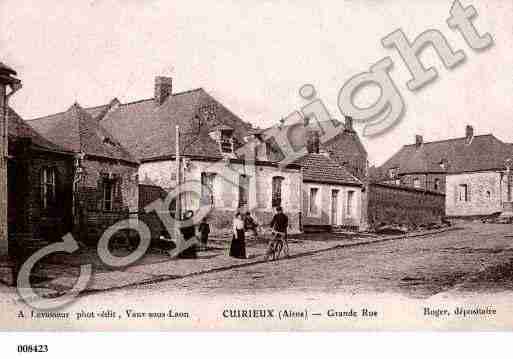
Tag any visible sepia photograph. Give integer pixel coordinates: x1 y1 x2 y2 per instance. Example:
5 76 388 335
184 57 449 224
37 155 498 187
0 0 512 342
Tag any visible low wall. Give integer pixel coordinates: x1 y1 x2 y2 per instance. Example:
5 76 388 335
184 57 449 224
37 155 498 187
368 182 445 227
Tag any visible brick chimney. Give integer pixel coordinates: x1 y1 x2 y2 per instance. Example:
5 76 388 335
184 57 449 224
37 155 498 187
465 125 474 144
154 76 173 105
344 115 354 132
306 130 320 154
415 135 423 149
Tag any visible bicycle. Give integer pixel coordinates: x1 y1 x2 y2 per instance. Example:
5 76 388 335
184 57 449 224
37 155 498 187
264 229 289 261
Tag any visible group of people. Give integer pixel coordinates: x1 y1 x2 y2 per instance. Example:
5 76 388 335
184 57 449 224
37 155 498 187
229 207 289 260
169 207 289 259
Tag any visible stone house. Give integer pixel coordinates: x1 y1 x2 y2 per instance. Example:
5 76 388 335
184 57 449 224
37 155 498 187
296 153 363 231
27 103 139 243
89 77 302 235
376 125 513 217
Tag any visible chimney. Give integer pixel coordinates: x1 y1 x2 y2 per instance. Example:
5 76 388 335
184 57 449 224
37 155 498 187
415 135 423 149
465 125 474 144
154 76 173 105
306 130 320 154
345 116 354 132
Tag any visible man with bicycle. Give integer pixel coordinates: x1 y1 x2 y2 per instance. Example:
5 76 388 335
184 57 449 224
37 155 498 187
265 206 289 259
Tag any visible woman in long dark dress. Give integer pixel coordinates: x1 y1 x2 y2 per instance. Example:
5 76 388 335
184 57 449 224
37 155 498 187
229 212 246 259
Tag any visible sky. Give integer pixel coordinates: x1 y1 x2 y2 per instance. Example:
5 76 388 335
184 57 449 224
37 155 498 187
1 0 512 166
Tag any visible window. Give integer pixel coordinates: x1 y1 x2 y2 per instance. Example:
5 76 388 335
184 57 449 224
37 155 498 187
103 178 117 211
309 187 319 215
272 176 284 207
220 130 234 154
413 178 421 188
264 139 283 162
486 190 491 200
41 167 56 209
434 178 440 191
458 184 469 202
388 168 398 179
238 174 250 208
200 172 216 206
199 103 217 124
346 190 355 217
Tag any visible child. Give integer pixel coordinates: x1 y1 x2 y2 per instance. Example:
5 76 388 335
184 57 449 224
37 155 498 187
198 217 210 250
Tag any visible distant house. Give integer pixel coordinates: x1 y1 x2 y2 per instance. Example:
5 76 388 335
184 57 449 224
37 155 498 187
27 103 139 243
296 153 363 231
91 77 303 235
376 125 513 217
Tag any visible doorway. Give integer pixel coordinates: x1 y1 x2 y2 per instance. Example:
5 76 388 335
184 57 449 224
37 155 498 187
331 189 339 225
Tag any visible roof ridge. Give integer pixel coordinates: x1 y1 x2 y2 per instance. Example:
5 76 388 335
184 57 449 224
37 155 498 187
118 89 204 107
27 109 68 122
118 97 155 107
28 88 207 119
404 133 495 146
27 101 108 122
171 87 204 97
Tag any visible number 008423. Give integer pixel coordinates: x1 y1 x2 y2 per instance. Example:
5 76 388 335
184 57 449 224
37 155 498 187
17 345 48 353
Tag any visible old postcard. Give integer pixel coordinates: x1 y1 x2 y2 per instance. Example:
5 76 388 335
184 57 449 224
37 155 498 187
0 0 512 336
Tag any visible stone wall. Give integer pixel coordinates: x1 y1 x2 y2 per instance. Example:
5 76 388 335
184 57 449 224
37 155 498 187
76 157 138 243
446 171 506 217
78 157 139 213
368 182 445 227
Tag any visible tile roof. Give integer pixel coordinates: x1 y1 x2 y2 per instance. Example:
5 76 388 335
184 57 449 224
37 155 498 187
27 103 137 164
380 134 513 175
7 107 70 153
295 153 362 186
98 88 254 161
